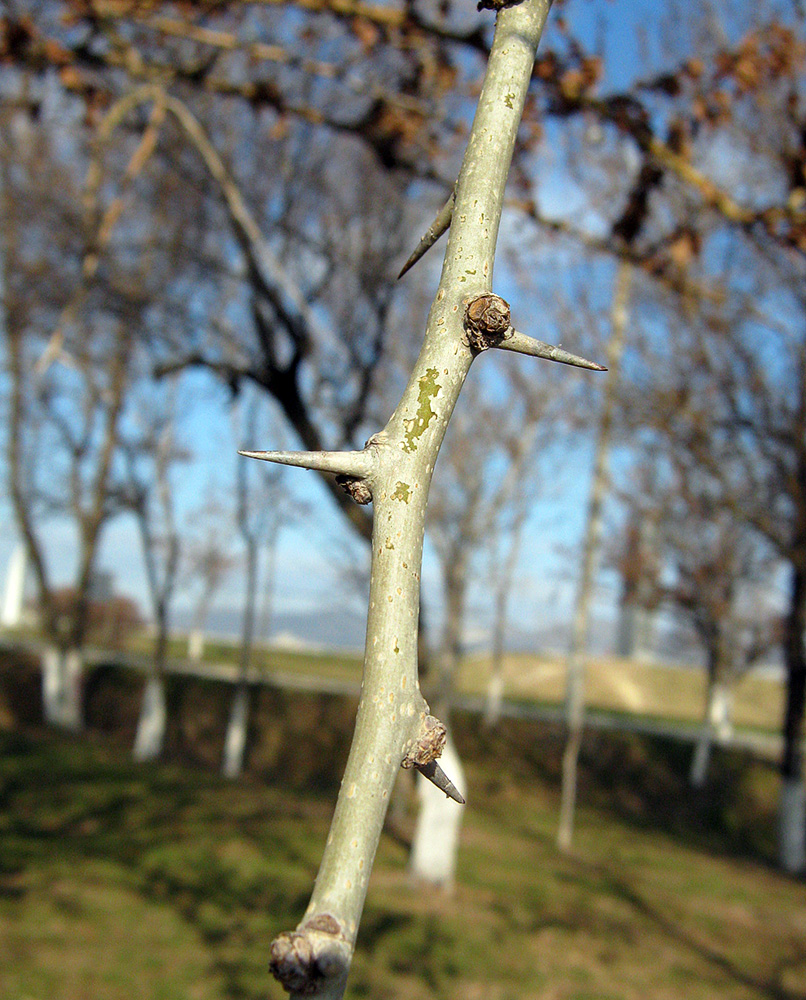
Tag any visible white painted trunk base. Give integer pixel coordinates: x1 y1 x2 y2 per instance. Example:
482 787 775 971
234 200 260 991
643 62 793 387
409 734 467 888
42 646 84 731
1 544 27 627
188 629 205 661
690 683 733 788
779 777 805 874
710 683 734 742
133 677 167 762
222 685 250 779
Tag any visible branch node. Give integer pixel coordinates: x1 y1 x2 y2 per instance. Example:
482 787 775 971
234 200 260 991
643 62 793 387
335 475 373 505
464 294 512 351
401 715 465 804
401 714 447 768
270 915 349 995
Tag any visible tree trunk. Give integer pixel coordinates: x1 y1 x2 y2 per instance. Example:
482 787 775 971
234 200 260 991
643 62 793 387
134 603 171 762
188 627 205 661
1 543 27 628
484 670 505 729
188 583 216 661
224 519 259 779
42 645 84 731
616 596 637 660
409 731 467 888
410 550 467 881
557 643 586 851
484 514 525 728
779 556 806 873
438 550 467 712
690 652 734 788
557 260 631 852
779 778 805 875
133 675 168 762
222 682 251 780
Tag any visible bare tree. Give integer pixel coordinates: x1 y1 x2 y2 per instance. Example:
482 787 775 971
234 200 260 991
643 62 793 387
223 393 295 779
184 493 236 662
122 379 189 761
619 459 780 787
557 259 632 852
0 76 197 729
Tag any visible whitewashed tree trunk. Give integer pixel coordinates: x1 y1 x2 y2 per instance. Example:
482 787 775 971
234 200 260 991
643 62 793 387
690 679 734 787
42 646 84 731
410 732 467 888
779 777 805 874
222 683 251 779
42 646 62 724
410 547 468 884
1 543 27 627
133 675 168 762
188 628 205 661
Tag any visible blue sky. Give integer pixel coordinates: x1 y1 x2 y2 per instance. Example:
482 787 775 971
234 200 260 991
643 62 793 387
3 0 790 654
0 0 645 650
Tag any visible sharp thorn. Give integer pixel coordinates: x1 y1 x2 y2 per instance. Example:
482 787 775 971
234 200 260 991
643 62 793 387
238 448 372 478
415 760 465 804
398 191 455 279
497 330 607 371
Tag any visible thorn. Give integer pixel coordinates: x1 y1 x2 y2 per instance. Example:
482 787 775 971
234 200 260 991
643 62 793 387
238 448 373 478
398 191 455 279
496 330 607 371
415 760 465 804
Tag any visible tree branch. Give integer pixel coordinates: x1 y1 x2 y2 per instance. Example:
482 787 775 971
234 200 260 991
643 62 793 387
260 3 567 997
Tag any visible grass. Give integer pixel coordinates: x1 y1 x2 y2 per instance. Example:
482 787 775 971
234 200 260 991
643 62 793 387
0 655 804 1000
457 652 783 734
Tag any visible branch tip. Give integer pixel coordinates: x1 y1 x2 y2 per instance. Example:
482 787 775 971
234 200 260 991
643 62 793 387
415 760 466 804
497 331 607 371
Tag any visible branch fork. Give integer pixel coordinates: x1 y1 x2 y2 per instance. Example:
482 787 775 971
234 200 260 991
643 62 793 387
270 914 351 997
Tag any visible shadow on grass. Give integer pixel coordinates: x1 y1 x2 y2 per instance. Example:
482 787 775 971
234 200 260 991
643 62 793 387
592 859 804 1000
0 656 795 1000
0 726 323 999
454 709 780 866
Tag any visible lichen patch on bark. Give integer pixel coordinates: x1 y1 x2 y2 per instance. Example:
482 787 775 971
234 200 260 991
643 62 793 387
402 368 441 452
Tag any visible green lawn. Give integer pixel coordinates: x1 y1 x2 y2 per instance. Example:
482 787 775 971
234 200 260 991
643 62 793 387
0 661 803 1000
